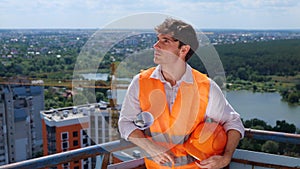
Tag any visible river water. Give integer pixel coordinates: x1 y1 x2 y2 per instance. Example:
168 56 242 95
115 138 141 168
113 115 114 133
81 73 300 128
116 89 300 128
225 90 300 129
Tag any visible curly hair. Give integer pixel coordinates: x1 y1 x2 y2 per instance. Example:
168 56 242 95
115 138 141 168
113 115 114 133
155 18 199 61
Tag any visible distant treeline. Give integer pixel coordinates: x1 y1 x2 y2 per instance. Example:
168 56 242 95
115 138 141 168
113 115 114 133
240 118 299 157
188 39 300 104
218 39 300 77
188 39 300 79
217 39 300 105
1 39 299 79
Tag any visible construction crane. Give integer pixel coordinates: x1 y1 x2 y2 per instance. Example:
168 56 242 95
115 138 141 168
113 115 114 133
107 56 118 109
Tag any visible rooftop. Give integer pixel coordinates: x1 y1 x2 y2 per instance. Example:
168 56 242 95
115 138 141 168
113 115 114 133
40 103 109 127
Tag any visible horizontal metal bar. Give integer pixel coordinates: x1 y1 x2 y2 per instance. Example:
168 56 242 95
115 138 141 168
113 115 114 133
1 129 299 169
244 128 300 144
0 140 135 169
232 149 300 169
232 158 299 169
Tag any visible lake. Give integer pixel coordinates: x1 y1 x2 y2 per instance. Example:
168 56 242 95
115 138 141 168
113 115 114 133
225 90 300 129
117 89 300 128
82 73 300 128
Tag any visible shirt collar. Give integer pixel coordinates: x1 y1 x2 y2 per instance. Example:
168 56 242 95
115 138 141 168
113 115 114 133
150 64 194 84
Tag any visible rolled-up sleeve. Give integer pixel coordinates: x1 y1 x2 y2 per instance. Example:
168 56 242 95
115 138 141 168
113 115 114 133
118 74 142 140
206 79 245 138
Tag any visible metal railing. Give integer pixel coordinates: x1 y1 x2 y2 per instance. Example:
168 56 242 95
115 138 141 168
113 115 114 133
244 128 300 144
0 140 135 169
0 129 299 169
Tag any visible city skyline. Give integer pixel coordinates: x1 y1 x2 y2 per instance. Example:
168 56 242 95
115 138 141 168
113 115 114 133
0 0 300 30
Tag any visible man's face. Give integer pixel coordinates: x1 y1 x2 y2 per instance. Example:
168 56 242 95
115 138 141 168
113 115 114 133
153 33 182 65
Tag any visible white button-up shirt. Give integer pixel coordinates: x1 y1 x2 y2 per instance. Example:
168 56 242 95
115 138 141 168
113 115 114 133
118 64 245 140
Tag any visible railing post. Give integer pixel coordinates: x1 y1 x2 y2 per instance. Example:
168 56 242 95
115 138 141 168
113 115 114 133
101 153 110 169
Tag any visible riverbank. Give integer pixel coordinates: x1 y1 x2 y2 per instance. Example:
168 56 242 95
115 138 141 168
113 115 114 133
225 90 300 129
226 74 300 105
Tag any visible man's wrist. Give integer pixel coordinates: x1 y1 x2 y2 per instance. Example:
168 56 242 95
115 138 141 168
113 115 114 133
222 151 233 165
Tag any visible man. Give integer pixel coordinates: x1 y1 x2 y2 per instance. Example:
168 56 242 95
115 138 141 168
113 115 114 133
118 18 244 169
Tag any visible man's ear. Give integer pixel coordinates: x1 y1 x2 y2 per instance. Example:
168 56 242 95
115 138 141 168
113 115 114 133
179 45 190 58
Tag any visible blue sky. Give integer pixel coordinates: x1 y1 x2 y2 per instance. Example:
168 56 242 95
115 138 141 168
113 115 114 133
0 0 299 29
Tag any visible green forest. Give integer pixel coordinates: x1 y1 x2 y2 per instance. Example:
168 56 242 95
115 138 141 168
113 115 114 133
217 39 300 105
1 39 300 104
188 39 300 105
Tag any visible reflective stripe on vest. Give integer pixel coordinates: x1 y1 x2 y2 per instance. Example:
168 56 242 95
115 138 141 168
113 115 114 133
145 131 190 145
139 67 210 168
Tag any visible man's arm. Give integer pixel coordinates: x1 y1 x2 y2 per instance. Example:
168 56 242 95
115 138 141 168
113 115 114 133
199 80 244 168
118 74 175 164
128 129 175 164
206 80 245 137
118 74 141 140
223 130 241 162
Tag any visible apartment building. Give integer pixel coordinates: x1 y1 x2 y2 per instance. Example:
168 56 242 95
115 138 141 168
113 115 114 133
41 103 119 169
0 81 44 165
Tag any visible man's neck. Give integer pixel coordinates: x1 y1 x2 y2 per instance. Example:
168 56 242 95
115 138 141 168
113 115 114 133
160 62 186 86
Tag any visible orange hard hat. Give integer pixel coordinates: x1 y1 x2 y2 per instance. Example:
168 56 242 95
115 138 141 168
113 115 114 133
184 121 227 161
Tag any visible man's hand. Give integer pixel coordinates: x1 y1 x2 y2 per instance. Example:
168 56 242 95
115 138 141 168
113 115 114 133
128 129 175 165
195 129 242 169
195 154 231 169
145 141 175 165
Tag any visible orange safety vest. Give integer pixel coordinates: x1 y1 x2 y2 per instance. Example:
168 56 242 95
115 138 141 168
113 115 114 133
139 67 210 169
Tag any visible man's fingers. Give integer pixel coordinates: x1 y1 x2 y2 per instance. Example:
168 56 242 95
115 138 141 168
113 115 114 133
196 156 225 169
199 156 215 165
195 161 212 169
153 153 175 165
195 162 202 168
164 153 175 164
160 157 169 164
200 159 210 165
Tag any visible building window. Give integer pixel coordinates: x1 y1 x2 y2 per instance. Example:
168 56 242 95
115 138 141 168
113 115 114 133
49 167 57 169
61 132 68 140
73 140 78 146
61 141 69 150
81 129 88 136
62 162 69 166
62 162 70 169
74 166 79 169
73 131 78 137
82 158 89 169
82 138 88 144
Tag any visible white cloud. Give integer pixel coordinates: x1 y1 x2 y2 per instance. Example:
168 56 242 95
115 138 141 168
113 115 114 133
0 0 299 29
239 0 299 8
